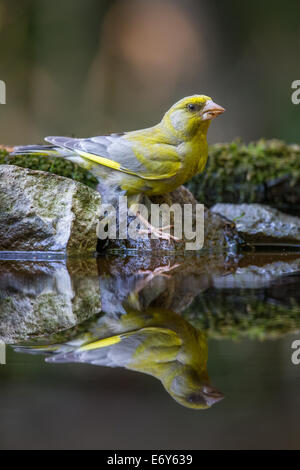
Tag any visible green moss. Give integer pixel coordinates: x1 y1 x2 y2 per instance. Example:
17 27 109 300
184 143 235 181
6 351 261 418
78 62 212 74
0 150 98 189
184 292 300 340
186 139 300 211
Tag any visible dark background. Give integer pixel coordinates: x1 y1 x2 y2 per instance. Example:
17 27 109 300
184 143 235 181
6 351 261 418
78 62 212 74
0 0 299 145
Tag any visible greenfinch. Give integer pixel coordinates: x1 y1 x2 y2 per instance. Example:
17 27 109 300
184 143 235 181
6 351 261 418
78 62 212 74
13 95 224 240
17 306 223 410
13 95 224 197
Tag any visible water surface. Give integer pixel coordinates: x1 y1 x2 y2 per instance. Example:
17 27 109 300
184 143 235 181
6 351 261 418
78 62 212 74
0 251 300 449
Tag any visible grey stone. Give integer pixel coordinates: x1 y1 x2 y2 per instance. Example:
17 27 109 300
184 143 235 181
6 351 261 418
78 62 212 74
0 165 101 253
211 203 300 245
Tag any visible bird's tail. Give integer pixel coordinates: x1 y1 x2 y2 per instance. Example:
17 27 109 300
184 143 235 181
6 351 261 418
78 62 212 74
11 144 73 157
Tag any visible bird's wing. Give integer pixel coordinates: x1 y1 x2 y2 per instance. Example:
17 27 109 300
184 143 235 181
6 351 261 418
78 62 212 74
45 327 182 369
45 134 181 180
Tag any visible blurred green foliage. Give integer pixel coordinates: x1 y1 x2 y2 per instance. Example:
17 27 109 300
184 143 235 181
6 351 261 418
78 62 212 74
0 0 299 144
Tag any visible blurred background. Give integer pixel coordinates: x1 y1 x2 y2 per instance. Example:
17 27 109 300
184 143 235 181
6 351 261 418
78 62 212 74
0 0 299 145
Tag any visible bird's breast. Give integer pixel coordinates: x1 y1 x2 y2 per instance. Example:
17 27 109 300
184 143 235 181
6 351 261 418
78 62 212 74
177 138 208 180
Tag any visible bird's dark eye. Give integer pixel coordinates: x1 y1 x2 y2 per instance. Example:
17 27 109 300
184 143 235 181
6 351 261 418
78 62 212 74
187 393 206 405
187 103 196 111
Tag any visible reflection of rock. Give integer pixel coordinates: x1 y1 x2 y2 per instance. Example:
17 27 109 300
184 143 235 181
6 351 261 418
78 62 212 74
0 165 101 253
212 255 300 289
105 186 244 252
97 252 239 314
212 203 300 245
185 253 300 339
5 251 300 345
0 258 101 343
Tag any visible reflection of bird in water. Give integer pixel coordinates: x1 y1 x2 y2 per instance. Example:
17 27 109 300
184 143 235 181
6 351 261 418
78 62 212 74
13 258 224 409
17 304 223 410
12 95 224 242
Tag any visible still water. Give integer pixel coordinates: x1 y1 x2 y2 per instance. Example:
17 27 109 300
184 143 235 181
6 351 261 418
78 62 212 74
0 251 300 449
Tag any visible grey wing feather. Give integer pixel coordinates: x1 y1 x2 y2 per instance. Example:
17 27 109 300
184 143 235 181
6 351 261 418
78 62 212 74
45 333 145 367
45 134 146 174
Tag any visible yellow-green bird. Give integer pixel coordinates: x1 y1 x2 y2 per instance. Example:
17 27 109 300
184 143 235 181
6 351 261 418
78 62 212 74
13 95 224 239
18 306 223 410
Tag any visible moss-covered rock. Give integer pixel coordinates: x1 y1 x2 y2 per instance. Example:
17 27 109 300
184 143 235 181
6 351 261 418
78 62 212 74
0 149 98 189
0 165 101 253
186 139 300 213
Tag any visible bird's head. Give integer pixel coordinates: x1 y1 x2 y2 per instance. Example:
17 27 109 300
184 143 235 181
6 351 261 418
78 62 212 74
162 95 225 138
169 371 224 410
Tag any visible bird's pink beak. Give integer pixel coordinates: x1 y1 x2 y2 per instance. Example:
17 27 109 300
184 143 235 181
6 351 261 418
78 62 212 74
201 100 225 121
202 384 224 407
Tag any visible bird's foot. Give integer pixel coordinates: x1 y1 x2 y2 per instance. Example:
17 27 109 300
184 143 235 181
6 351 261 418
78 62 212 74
137 262 181 280
136 212 180 242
